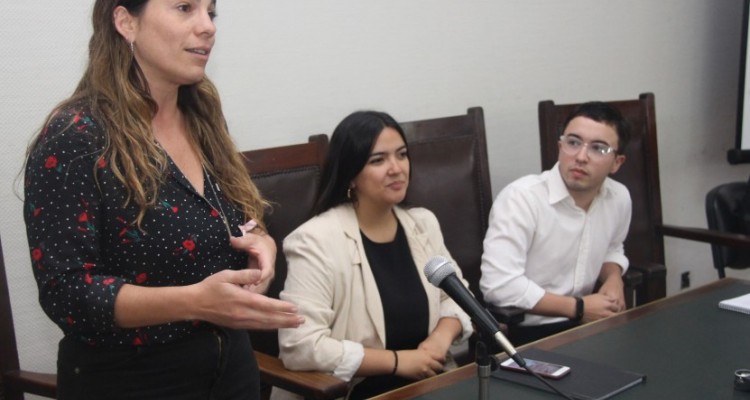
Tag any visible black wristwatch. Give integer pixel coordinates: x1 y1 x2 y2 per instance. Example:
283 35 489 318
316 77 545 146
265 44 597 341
574 296 584 322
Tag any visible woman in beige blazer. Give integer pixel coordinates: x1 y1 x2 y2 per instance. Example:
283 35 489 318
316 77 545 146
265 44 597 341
272 111 473 400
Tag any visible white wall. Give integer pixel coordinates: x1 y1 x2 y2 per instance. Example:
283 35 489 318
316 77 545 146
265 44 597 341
2 0 749 389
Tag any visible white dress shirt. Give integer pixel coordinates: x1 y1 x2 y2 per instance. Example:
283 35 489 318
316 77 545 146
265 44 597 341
480 163 631 326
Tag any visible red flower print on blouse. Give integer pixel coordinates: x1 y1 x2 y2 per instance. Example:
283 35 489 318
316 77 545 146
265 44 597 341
103 278 118 296
115 216 142 244
44 156 57 169
44 156 62 173
73 111 93 131
77 211 96 234
159 200 179 214
97 157 106 168
211 209 220 218
77 198 96 234
27 202 41 218
31 248 44 270
135 272 147 284
132 330 148 346
174 237 197 259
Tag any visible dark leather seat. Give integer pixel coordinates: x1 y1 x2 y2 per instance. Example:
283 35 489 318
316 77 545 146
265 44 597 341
706 181 750 278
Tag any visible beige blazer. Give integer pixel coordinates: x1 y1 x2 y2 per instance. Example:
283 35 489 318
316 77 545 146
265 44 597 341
272 204 472 399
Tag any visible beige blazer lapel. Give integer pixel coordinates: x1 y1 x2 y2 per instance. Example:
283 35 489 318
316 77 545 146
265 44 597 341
394 207 441 331
337 205 387 347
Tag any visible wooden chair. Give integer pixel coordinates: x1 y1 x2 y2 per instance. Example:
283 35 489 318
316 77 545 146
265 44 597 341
399 107 526 354
400 107 492 302
705 181 750 278
538 92 737 305
0 234 57 400
241 134 349 400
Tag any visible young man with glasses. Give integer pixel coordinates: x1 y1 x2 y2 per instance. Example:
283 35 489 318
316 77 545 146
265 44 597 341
480 102 631 345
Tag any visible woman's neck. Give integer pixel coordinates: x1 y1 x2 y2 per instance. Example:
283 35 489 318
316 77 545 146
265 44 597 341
152 104 183 139
151 98 205 196
355 203 398 243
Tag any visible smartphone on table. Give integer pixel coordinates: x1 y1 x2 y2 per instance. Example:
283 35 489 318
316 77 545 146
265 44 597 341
499 357 571 379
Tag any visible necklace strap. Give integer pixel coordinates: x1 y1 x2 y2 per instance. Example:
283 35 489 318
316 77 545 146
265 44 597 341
202 165 232 236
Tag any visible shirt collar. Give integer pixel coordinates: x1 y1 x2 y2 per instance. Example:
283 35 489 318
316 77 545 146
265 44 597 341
547 162 614 206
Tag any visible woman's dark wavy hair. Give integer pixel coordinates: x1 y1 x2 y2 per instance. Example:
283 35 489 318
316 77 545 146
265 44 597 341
313 111 408 215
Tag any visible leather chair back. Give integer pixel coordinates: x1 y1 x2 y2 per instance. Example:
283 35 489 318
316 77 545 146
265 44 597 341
400 107 492 299
706 181 750 277
241 134 329 357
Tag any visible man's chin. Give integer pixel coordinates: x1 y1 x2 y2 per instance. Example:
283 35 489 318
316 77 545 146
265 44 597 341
563 179 595 194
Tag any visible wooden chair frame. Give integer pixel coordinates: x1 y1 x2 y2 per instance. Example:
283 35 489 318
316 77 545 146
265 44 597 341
0 234 56 399
242 134 349 400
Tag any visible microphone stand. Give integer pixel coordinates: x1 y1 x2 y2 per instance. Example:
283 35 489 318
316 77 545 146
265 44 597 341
475 330 575 400
475 334 498 400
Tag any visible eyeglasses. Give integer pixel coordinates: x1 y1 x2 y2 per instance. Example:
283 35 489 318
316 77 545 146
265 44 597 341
559 135 617 159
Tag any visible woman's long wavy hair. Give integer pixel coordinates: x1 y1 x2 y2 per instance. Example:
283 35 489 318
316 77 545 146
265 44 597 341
28 0 267 229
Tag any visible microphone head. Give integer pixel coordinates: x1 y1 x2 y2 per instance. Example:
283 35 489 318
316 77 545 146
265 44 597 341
424 256 456 287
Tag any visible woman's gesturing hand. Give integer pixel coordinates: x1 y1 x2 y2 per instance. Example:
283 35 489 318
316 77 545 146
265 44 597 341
191 268 304 330
229 225 277 294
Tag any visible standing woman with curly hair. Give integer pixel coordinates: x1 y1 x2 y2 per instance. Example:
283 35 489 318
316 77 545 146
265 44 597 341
23 1 303 399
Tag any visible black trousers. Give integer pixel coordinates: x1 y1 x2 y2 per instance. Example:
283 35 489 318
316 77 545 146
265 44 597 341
57 327 259 400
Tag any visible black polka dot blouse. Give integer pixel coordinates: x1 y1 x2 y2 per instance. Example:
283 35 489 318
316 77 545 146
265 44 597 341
24 102 247 347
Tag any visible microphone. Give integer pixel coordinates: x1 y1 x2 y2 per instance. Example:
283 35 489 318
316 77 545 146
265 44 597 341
424 256 525 367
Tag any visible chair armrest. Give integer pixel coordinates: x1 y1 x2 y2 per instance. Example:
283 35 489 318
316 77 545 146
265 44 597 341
4 369 57 398
620 268 643 308
255 351 349 400
628 261 666 277
628 262 667 304
486 304 526 326
622 268 643 287
659 224 750 247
